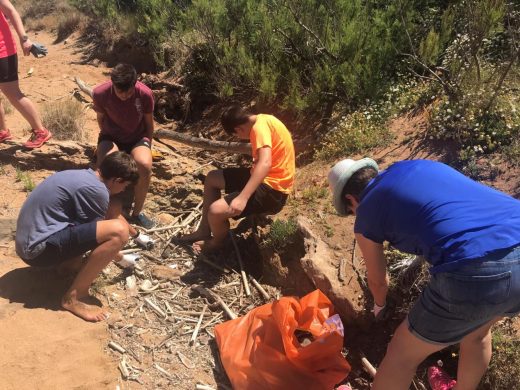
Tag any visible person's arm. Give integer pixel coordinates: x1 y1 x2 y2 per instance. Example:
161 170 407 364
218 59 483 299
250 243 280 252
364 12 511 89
355 233 389 307
0 0 32 56
96 112 105 133
229 146 272 216
143 112 154 141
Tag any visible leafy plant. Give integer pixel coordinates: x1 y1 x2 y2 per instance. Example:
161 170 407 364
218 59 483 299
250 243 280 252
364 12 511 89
16 168 35 192
262 218 299 251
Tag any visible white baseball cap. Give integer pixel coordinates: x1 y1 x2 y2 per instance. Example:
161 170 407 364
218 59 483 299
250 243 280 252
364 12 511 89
328 158 378 216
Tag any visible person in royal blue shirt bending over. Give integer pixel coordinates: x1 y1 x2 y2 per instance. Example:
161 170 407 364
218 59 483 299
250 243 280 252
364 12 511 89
328 158 520 390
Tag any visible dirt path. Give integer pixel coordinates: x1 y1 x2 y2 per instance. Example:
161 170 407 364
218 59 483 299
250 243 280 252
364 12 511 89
0 31 119 389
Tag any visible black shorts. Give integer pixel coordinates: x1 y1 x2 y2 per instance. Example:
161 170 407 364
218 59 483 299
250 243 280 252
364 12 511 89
23 222 98 267
98 133 151 154
222 168 288 219
0 54 18 83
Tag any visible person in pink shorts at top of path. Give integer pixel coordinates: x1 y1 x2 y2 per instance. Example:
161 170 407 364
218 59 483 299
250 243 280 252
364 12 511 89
92 63 155 229
0 0 51 149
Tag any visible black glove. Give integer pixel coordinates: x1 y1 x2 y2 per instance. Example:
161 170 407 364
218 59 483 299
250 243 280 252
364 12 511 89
30 42 48 58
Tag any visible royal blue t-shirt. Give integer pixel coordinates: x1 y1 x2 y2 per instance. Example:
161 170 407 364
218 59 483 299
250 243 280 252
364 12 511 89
355 160 520 273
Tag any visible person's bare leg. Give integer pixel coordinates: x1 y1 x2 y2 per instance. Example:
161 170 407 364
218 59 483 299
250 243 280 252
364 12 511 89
0 99 7 131
178 169 225 243
96 140 118 168
61 219 128 322
130 145 152 216
0 80 44 130
193 198 233 253
372 320 447 390
55 255 85 276
454 317 502 390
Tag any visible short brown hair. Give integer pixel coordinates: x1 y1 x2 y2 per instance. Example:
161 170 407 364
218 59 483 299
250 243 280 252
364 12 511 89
99 151 139 185
341 167 378 212
111 63 137 91
221 105 251 134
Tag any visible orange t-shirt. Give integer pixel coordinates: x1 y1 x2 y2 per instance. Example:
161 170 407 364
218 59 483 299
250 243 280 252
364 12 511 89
250 114 295 194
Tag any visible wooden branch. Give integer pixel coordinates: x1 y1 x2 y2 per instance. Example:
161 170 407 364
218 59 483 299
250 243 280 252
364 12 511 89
144 297 167 318
361 356 377 378
250 277 270 301
189 305 207 346
155 129 250 154
155 128 308 155
229 232 251 296
74 76 93 97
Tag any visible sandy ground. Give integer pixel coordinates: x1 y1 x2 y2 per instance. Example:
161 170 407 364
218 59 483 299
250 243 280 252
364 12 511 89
0 30 119 390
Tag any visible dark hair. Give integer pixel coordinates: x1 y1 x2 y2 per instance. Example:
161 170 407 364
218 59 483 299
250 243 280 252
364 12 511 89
221 105 251 134
111 63 137 91
341 167 378 212
99 151 139 185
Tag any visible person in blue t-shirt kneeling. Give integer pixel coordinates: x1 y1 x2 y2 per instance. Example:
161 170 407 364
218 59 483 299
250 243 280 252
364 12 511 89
328 158 520 390
15 152 141 322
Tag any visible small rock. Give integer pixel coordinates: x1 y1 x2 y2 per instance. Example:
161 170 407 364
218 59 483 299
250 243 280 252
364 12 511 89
151 265 183 281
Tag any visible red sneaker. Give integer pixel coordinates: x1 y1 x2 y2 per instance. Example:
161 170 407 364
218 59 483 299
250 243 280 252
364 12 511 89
0 128 12 143
23 128 52 149
428 366 457 390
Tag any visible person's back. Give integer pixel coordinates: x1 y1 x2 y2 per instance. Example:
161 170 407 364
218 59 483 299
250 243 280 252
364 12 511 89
251 114 295 194
16 169 108 260
355 159 520 272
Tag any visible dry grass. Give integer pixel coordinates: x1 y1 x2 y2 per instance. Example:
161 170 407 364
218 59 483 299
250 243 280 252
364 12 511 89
1 97 13 115
56 12 82 43
42 100 86 142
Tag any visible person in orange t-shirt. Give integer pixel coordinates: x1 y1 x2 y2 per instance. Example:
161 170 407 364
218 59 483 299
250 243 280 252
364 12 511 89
177 105 295 252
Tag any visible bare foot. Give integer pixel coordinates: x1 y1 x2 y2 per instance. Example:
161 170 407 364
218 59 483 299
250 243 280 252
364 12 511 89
192 238 224 254
61 291 108 322
173 230 211 245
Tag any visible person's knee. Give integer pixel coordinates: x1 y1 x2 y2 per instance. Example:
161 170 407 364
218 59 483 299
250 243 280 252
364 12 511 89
208 199 229 218
205 169 223 188
135 159 152 177
110 219 129 245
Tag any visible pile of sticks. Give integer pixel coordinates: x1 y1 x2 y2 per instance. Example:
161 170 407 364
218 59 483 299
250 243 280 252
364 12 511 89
102 207 278 389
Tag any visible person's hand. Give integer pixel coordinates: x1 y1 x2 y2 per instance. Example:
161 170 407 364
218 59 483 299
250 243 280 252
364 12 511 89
21 38 32 56
134 232 155 249
373 302 386 319
229 195 247 216
30 42 48 58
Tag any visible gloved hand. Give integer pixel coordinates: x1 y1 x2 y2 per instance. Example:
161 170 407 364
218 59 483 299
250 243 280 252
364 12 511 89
373 302 386 319
115 253 141 269
134 232 155 250
30 42 48 58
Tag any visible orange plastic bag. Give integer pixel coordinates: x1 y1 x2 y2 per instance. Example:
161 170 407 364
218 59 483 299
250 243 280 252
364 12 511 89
214 289 351 390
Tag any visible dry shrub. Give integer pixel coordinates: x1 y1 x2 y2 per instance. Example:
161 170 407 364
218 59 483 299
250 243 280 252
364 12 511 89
56 12 82 43
1 97 13 115
42 100 86 142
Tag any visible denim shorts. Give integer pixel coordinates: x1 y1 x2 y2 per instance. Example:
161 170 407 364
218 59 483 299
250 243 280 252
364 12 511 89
22 222 98 267
408 245 520 345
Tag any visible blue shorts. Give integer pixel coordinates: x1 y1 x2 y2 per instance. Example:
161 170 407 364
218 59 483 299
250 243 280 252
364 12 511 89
408 245 520 345
23 222 98 267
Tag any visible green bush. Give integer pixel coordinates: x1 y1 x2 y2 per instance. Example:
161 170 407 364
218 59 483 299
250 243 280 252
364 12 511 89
314 110 390 160
263 218 299 251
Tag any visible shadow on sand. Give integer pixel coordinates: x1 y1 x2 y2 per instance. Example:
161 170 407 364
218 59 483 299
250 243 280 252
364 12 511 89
0 263 70 311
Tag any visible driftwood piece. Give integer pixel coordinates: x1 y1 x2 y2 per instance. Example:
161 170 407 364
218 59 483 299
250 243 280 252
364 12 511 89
144 297 167 318
74 76 93 97
155 129 308 155
190 305 208 346
361 356 377 378
108 341 126 354
192 285 237 320
250 277 270 301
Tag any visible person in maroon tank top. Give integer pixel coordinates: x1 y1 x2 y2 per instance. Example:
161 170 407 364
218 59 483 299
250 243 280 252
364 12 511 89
0 0 51 149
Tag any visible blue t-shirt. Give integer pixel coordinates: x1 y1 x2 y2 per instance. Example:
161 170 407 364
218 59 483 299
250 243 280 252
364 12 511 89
15 169 109 260
355 160 520 273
